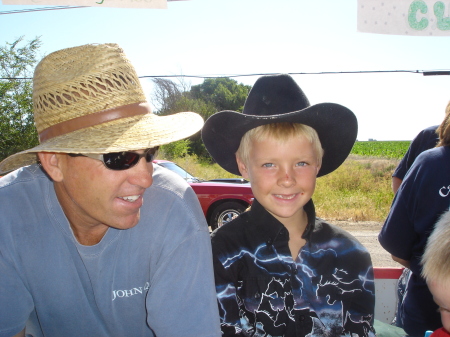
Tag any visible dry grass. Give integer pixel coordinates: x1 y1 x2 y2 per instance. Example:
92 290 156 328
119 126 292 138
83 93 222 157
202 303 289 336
314 155 398 222
167 155 241 181
163 154 398 222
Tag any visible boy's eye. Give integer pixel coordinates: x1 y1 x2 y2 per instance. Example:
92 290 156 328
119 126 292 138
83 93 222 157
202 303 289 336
296 162 308 167
262 163 274 168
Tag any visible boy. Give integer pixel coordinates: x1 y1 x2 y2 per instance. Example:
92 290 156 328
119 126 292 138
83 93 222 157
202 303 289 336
422 209 450 337
202 74 375 336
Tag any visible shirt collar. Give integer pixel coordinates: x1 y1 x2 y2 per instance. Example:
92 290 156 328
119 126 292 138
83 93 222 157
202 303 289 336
248 198 316 243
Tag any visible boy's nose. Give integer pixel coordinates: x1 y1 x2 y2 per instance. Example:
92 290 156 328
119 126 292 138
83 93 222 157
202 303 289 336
278 169 296 187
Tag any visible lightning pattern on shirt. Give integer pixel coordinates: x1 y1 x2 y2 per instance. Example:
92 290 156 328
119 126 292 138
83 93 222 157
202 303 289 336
212 203 376 337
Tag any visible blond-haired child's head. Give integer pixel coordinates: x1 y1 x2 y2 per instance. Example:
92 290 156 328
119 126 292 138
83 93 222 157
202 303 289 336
422 210 450 333
235 123 324 167
422 210 450 284
234 122 323 228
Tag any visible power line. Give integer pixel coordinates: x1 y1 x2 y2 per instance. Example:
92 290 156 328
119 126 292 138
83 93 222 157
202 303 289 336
139 69 431 79
2 69 450 81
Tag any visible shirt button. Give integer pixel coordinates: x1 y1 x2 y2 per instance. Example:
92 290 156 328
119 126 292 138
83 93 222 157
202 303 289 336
299 315 305 321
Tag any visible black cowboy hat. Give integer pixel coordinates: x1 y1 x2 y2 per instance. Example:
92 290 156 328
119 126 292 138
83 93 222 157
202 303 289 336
201 74 357 177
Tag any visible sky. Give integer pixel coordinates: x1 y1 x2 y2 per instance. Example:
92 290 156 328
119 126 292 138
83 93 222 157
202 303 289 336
1 0 450 141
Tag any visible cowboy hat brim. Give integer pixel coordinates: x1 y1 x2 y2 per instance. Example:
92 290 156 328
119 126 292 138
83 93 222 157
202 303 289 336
202 102 357 177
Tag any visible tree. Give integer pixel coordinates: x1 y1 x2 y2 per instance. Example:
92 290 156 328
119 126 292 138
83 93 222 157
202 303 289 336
151 78 215 160
151 77 251 161
190 77 251 114
0 36 42 162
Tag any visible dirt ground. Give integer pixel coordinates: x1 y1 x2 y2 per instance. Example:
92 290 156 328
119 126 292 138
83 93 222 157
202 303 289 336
333 220 400 268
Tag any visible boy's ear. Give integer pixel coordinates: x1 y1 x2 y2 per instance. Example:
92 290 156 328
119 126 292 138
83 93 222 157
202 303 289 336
316 164 321 176
236 156 249 179
38 152 64 182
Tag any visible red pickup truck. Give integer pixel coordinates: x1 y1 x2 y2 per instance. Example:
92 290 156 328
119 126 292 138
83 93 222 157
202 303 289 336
153 160 254 230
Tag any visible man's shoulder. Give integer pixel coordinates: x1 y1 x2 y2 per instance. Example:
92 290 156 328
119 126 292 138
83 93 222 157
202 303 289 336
0 164 48 192
150 164 193 197
141 164 208 233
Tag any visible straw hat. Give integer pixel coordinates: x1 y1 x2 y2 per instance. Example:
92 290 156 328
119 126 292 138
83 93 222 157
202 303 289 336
0 43 203 174
202 74 357 177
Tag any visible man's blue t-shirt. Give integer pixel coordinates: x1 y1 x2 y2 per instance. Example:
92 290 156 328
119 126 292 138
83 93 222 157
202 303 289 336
0 164 221 337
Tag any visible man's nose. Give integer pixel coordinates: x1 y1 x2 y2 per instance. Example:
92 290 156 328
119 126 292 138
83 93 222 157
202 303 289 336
128 158 153 188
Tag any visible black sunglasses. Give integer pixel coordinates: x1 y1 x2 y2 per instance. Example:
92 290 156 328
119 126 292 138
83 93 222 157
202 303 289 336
68 147 158 171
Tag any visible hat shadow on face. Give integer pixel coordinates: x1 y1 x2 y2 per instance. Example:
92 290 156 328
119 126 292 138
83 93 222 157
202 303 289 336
202 74 358 177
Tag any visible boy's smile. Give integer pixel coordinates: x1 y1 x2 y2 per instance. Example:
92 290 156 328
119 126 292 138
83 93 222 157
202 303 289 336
237 135 320 229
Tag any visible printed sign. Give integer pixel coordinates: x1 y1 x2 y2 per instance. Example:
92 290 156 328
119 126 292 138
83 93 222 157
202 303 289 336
358 0 450 35
1 0 167 8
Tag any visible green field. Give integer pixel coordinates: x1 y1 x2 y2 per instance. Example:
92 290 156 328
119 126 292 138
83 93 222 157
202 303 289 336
350 141 411 159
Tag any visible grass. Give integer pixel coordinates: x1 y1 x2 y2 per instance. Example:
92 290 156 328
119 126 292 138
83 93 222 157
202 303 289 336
159 153 398 222
314 155 397 222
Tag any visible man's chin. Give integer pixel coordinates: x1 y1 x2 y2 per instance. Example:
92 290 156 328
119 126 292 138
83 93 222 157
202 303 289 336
111 214 141 230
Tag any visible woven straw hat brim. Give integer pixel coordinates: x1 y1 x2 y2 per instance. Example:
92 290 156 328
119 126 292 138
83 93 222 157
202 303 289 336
0 111 203 174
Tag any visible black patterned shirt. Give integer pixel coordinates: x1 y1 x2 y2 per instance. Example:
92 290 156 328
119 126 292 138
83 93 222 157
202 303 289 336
211 199 375 337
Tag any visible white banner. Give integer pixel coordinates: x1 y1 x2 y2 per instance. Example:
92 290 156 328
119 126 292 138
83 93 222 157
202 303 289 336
1 0 167 8
358 0 450 36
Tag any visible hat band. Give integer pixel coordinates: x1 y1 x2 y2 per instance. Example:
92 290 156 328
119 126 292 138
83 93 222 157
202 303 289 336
38 102 151 143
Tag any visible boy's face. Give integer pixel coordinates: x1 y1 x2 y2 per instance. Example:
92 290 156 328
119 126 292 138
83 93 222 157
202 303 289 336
236 134 320 228
428 280 450 332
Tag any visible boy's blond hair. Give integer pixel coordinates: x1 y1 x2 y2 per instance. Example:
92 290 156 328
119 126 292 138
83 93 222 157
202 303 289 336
235 122 324 167
421 209 450 284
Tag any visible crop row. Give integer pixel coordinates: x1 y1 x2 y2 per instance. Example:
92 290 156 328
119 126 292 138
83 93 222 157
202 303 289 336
350 141 411 159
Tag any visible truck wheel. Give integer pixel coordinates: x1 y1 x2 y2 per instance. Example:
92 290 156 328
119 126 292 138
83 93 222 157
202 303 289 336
210 201 246 230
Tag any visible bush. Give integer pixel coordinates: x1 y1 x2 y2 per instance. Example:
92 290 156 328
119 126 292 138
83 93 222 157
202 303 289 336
159 139 191 159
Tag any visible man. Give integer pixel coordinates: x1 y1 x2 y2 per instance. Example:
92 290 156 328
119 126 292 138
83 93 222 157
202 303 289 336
0 43 220 337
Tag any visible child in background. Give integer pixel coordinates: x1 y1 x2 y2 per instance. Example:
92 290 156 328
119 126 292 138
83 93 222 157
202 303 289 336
422 209 450 337
202 74 375 336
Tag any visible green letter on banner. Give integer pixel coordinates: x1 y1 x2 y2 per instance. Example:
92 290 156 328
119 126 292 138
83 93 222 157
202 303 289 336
409 0 428 30
435 2 450 30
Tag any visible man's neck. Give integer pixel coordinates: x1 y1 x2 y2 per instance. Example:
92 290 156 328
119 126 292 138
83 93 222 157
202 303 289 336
70 224 108 246
54 183 109 246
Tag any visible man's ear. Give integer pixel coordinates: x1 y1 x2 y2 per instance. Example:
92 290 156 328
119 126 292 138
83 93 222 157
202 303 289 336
236 155 249 179
38 152 64 182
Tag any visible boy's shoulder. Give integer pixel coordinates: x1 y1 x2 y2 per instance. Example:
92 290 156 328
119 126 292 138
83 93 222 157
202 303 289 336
210 207 277 251
211 210 255 239
312 218 367 249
